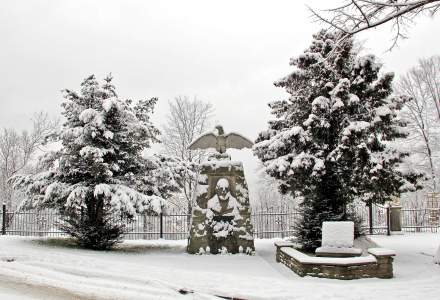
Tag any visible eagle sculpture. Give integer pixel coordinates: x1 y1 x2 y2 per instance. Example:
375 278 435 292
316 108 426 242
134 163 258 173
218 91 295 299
188 125 253 154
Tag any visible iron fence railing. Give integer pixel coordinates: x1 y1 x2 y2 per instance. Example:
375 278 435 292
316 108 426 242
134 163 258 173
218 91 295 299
354 203 389 235
400 208 440 233
354 204 440 234
1 204 439 239
251 206 300 238
0 205 301 239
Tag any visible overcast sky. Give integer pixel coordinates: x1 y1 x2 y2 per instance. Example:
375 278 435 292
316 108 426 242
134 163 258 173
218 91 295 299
2 0 440 193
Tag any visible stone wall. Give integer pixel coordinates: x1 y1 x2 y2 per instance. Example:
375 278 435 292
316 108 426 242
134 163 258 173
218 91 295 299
275 243 394 280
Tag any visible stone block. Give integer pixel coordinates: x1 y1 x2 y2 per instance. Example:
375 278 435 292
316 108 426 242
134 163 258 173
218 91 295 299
187 159 254 254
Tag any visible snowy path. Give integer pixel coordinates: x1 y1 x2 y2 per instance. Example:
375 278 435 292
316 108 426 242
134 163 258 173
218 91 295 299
0 274 93 300
1 234 439 299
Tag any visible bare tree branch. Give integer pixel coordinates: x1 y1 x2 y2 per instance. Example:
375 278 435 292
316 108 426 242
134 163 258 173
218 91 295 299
161 96 214 217
310 0 440 50
397 56 440 191
0 112 59 209
353 0 371 25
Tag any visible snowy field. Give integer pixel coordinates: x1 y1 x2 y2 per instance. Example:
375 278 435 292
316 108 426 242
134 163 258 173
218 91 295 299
1 234 439 300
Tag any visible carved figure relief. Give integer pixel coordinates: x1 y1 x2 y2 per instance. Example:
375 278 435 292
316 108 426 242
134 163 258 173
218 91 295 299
206 178 240 218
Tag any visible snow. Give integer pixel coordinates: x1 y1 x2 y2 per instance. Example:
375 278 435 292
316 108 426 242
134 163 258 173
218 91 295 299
265 155 292 174
311 96 329 109
342 121 371 137
312 158 324 173
315 246 363 256
282 247 377 265
1 234 440 299
216 178 229 189
290 152 314 169
368 248 396 257
195 184 208 197
253 126 307 160
321 221 354 248
103 130 114 139
94 183 112 197
102 98 117 112
331 98 345 110
201 160 243 171
79 145 109 160
78 108 101 125
65 185 88 210
274 241 295 247
0 276 78 300
348 93 360 104
375 105 393 117
330 78 350 100
93 184 165 215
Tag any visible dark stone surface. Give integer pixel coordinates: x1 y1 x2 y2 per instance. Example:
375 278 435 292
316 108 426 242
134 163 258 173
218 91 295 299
390 206 402 232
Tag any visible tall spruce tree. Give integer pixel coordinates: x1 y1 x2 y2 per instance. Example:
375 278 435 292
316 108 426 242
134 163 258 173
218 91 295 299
254 30 421 250
12 75 179 249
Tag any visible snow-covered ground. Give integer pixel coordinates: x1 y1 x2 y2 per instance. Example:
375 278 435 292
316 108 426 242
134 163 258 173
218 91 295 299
0 234 439 300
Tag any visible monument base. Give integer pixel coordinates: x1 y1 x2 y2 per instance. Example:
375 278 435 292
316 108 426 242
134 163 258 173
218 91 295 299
187 158 255 255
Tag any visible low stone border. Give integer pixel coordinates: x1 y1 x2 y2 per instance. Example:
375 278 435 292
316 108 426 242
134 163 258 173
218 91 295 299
275 241 395 280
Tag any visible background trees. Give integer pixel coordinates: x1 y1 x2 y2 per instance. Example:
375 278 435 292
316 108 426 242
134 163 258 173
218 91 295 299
254 164 295 210
0 112 58 210
397 56 440 192
254 30 421 250
161 96 214 216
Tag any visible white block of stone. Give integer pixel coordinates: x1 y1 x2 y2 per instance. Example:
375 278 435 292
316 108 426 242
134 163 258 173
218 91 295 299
321 221 354 248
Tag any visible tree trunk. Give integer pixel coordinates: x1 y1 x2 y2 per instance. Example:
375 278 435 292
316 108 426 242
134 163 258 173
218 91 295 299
187 202 192 228
421 130 436 190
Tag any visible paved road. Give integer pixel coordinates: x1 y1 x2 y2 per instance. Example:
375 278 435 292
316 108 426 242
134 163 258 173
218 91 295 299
0 275 96 300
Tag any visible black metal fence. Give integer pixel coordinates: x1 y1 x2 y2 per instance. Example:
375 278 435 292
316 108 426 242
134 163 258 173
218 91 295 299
400 208 440 233
354 204 390 235
252 205 300 238
1 204 439 240
0 204 300 240
355 204 440 234
0 205 191 240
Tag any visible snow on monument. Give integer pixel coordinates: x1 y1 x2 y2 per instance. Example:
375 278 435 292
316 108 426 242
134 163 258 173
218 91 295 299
187 125 255 254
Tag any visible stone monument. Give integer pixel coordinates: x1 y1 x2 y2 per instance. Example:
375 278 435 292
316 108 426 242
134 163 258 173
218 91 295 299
187 125 255 254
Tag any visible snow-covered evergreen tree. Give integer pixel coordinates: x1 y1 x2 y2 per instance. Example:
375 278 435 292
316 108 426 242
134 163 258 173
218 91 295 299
253 30 422 250
137 154 190 209
12 75 178 249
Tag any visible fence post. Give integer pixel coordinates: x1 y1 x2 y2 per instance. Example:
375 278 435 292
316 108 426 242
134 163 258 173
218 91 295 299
386 204 391 236
2 203 6 235
159 212 163 239
368 203 373 235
